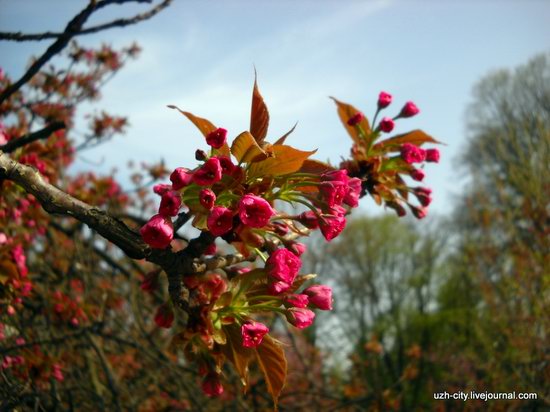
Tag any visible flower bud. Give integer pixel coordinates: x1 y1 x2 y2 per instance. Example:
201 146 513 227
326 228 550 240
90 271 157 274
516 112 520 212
425 148 440 163
377 91 392 108
170 167 193 190
195 149 208 161
379 117 395 133
206 127 227 149
400 101 420 118
347 112 364 126
304 285 333 310
140 214 173 249
400 143 426 164
202 374 224 397
410 169 425 182
199 188 216 210
286 308 315 329
284 294 309 308
159 190 182 217
241 321 269 348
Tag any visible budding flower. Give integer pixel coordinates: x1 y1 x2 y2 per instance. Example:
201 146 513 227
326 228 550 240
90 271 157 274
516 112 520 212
304 285 333 310
378 91 392 108
202 374 224 397
170 167 193 190
199 188 216 210
206 127 227 149
399 101 420 118
347 112 364 126
286 307 315 329
284 294 309 308
159 191 182 217
238 194 275 228
241 321 269 348
379 117 395 133
400 143 426 164
207 206 234 236
195 149 208 161
410 169 425 182
425 148 440 163
140 214 173 249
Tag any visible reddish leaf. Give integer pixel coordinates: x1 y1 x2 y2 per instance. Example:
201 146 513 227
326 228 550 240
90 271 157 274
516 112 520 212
248 145 316 178
273 122 298 146
230 131 268 163
167 105 230 156
331 97 371 146
250 75 270 143
255 335 287 407
372 129 440 153
299 159 335 174
221 325 255 389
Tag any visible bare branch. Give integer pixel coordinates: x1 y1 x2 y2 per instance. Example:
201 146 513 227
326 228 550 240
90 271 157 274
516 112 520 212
0 0 172 42
0 121 65 153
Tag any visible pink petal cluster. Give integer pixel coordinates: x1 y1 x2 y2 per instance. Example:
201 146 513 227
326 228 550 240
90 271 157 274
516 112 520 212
206 127 227 149
207 206 234 236
266 248 302 294
426 148 440 163
347 111 364 126
140 214 173 249
400 101 420 118
241 321 269 348
319 207 346 242
199 188 216 210
170 167 193 190
193 157 222 186
286 307 315 329
378 91 392 108
154 303 174 328
400 143 426 164
304 285 333 310
379 117 395 133
202 374 224 397
238 194 275 228
159 190 181 217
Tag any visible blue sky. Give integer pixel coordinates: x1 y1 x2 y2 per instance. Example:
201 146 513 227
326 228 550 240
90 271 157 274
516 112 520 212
1 0 549 217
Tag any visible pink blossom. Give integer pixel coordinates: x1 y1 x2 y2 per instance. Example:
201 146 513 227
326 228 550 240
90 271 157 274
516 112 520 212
426 148 440 163
199 188 216 210
344 177 362 208
284 294 309 308
238 194 275 228
207 206 234 236
202 374 224 397
193 157 222 186
140 214 173 249
400 101 420 118
241 321 269 348
286 308 315 329
216 155 236 175
414 187 432 207
153 184 171 196
288 242 306 257
319 214 346 241
347 112 364 126
11 245 28 277
379 117 395 133
320 180 348 208
410 169 425 182
154 303 174 328
322 169 348 183
410 205 428 220
378 91 392 108
400 143 426 164
170 167 193 190
266 248 302 285
206 127 227 149
268 280 291 295
298 210 319 229
159 191 181 217
304 285 333 310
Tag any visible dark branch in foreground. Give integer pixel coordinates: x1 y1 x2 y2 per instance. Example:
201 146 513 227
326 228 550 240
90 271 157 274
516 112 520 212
0 122 66 153
0 152 215 316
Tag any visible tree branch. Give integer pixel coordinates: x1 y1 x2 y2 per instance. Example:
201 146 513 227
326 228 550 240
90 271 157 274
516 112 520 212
0 0 172 42
0 121 65 153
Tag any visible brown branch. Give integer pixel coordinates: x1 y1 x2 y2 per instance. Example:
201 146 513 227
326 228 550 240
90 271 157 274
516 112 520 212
0 0 172 42
0 151 216 317
0 121 65 153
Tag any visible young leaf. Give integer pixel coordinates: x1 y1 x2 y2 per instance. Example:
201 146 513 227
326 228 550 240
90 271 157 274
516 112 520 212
167 105 230 156
330 97 371 146
248 145 317 178
273 122 298 146
230 131 268 163
371 129 440 153
299 159 335 174
250 76 270 143
255 335 287 407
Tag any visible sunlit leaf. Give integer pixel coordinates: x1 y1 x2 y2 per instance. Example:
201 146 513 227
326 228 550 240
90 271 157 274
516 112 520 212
255 335 287 407
298 159 335 174
167 105 230 156
330 97 371 146
250 75 270 143
248 145 317 178
230 131 268 163
273 122 297 146
372 129 440 154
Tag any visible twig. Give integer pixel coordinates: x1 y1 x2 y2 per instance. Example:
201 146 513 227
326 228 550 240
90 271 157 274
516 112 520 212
0 121 65 153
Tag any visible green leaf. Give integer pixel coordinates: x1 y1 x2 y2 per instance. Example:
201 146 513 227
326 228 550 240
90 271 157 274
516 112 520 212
248 145 317 178
255 335 287 407
250 75 270 143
